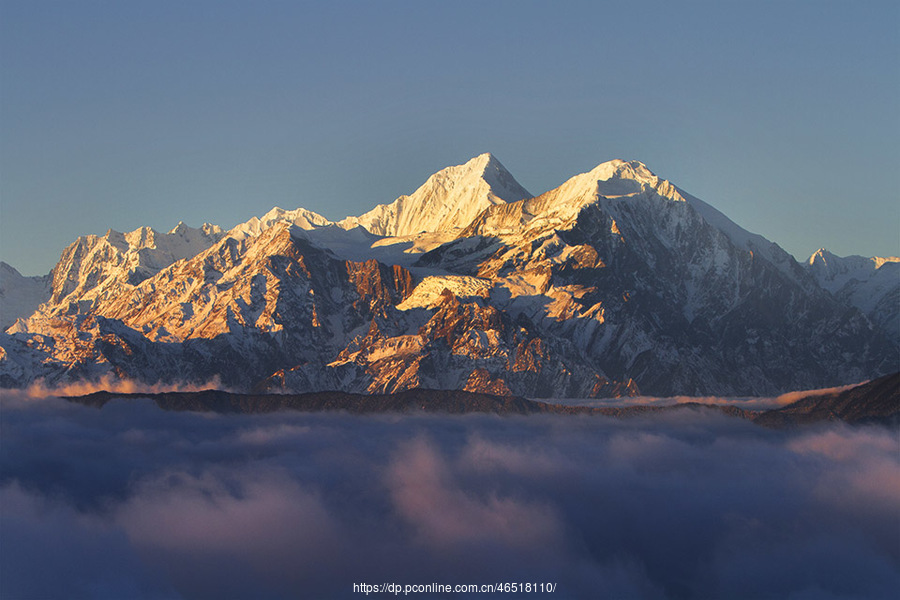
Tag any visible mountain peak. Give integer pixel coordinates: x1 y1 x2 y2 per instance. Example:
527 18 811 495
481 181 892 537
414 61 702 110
809 248 899 269
514 158 682 222
808 248 836 266
468 151 496 166
228 206 333 241
424 152 519 194
807 248 900 283
588 158 653 177
577 159 675 198
339 153 532 237
465 151 511 174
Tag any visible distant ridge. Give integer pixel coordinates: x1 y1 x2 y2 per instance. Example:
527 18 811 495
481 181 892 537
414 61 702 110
64 387 755 419
755 372 900 427
63 376 900 428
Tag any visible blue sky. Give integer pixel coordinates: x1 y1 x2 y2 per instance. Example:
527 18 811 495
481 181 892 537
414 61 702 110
2 0 898 275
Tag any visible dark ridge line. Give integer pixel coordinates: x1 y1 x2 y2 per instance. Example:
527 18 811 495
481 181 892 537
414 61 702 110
62 387 757 420
60 373 899 427
754 372 899 428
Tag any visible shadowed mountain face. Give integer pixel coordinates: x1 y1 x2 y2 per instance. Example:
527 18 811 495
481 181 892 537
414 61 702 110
754 372 900 428
2 156 896 397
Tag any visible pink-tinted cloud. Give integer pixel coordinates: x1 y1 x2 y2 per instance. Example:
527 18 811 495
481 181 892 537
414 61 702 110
789 427 900 515
773 383 865 406
459 432 567 478
387 436 563 550
25 374 230 398
115 467 341 593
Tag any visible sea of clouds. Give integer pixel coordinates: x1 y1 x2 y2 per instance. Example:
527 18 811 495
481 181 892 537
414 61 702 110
1 392 898 599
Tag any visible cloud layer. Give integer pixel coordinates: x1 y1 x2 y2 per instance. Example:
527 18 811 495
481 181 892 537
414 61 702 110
2 394 898 599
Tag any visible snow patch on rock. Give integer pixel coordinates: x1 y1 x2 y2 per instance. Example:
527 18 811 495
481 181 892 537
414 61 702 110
398 275 492 310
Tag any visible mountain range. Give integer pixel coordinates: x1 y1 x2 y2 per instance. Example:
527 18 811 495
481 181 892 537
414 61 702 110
1 153 897 397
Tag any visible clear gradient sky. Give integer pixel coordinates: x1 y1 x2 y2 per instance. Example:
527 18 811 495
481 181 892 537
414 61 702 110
2 0 898 275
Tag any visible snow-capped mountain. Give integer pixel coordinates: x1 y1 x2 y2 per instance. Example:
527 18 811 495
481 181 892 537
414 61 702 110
416 159 892 394
806 249 899 342
228 206 332 240
337 153 532 237
1 156 895 396
0 263 50 331
44 222 225 308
